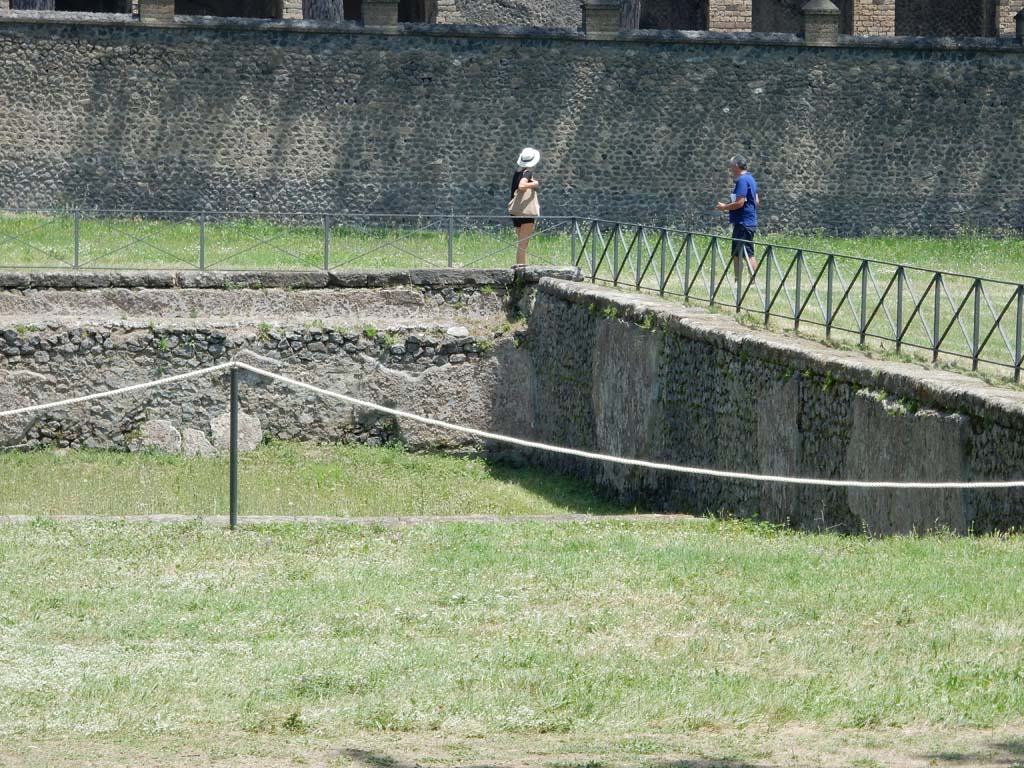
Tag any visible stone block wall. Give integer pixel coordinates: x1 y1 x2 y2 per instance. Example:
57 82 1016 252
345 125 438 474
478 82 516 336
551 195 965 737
850 0 895 35
0 18 1022 235
640 0 708 30
999 0 1024 36
752 0 802 34
709 0 751 31
512 279 1024 534
0 268 564 454
896 0 988 37
444 0 579 28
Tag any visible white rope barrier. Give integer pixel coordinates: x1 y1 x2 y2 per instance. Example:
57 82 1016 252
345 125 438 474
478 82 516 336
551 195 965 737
2 360 1023 491
0 362 235 418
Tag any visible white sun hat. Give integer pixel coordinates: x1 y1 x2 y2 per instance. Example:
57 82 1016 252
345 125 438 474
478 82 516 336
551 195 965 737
517 147 541 168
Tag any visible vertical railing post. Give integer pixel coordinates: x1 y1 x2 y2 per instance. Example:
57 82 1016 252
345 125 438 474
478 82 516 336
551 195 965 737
630 227 638 292
199 214 206 271
229 366 239 531
590 221 599 282
932 274 942 363
709 237 717 307
659 228 667 296
896 266 905 354
683 235 692 299
612 224 620 285
859 260 868 345
323 214 330 271
447 214 454 268
794 250 803 331
825 254 835 340
764 247 772 325
1015 285 1023 384
570 218 578 267
73 212 80 270
972 279 982 371
735 240 743 312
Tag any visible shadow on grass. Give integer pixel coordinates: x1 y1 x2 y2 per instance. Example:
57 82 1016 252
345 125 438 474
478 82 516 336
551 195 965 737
922 739 1024 766
483 454 658 518
345 749 769 768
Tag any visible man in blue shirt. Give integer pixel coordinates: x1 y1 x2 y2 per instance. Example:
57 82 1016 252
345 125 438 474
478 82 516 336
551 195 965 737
715 154 759 283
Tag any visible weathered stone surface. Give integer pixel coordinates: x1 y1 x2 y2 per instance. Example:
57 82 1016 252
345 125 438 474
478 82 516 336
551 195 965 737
516 279 1024 533
845 392 968 534
181 427 216 457
0 19 1021 235
137 419 182 453
210 410 263 452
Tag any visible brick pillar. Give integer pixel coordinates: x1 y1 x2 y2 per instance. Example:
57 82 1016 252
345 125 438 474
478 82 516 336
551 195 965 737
708 0 752 32
1003 3 1024 38
281 0 303 18
435 0 461 23
581 0 620 35
139 0 173 21
362 0 397 25
851 0 894 36
803 0 840 45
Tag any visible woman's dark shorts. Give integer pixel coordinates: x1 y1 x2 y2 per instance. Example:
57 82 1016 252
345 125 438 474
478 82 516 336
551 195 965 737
512 218 536 227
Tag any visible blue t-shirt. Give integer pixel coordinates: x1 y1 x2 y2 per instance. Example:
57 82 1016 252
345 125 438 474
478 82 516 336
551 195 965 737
729 173 758 228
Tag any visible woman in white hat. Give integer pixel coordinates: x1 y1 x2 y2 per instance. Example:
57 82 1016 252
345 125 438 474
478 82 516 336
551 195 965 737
508 147 541 266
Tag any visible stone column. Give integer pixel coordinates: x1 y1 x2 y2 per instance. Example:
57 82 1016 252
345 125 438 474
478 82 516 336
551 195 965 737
581 0 619 35
803 0 840 45
362 0 398 26
851 0 894 36
281 0 303 18
708 0 752 32
139 0 173 21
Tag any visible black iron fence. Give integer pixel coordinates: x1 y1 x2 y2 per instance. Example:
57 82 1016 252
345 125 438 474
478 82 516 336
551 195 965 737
1 209 1021 380
572 219 1024 381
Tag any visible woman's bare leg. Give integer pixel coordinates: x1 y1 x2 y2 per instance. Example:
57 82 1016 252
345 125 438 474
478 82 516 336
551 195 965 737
515 222 535 266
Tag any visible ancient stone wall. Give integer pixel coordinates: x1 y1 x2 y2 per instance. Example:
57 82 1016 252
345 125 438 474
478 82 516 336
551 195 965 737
0 17 1022 235
511 279 1024 534
896 0 989 37
0 269 563 454
640 0 707 30
752 0 802 34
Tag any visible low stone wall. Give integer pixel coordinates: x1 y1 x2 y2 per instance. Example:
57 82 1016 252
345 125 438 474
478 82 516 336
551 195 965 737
510 279 1024 534
0 268 571 455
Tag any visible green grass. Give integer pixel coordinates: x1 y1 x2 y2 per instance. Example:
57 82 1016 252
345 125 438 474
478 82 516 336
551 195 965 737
1 446 1024 765
0 443 628 518
0 212 571 271
0 515 1023 762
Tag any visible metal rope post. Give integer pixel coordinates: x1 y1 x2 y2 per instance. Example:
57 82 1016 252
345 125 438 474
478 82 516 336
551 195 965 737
323 215 331 271
229 366 239 530
73 212 80 270
199 214 206 271
447 215 454 268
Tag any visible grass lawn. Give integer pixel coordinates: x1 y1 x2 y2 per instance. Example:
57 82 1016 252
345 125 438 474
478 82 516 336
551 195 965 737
1 447 1023 766
0 443 628 519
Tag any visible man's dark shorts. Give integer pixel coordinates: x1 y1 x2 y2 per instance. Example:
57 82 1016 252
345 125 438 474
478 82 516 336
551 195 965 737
731 224 756 260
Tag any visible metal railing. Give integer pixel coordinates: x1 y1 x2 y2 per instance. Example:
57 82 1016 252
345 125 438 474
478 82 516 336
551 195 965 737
0 209 576 272
571 219 1024 382
1 208 1022 380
